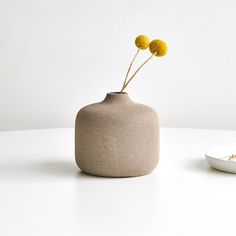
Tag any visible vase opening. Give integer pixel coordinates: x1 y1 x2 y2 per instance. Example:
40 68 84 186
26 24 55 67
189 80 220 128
103 92 132 104
108 92 128 95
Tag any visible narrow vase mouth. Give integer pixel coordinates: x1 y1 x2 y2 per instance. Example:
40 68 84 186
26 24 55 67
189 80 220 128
108 92 128 95
103 92 133 104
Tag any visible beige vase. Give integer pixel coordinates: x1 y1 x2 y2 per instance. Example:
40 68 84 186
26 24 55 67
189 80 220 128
75 92 159 177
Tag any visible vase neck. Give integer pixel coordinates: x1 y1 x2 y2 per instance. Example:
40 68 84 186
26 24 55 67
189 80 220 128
103 92 133 105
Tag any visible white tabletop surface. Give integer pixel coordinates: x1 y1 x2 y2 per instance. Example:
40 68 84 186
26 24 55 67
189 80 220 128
1 128 236 236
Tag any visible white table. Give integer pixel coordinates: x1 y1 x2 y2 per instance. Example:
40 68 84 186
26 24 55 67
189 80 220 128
1 128 236 236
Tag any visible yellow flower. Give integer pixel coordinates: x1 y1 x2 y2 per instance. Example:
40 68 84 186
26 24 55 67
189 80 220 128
135 35 150 50
149 39 168 56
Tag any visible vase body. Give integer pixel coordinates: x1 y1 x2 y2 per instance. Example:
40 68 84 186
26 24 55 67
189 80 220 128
75 92 159 177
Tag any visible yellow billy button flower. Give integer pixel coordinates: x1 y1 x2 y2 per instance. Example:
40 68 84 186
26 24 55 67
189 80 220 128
149 39 168 56
135 35 150 50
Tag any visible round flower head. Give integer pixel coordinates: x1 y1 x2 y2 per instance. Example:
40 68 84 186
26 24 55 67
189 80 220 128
149 39 168 56
135 35 150 50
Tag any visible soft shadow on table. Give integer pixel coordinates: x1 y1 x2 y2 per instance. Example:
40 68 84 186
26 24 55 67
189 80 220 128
0 160 79 179
76 170 154 180
0 159 160 180
34 161 79 177
32 162 108 179
187 158 235 176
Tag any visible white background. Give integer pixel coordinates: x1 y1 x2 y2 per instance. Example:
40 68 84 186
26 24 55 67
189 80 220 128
1 0 236 131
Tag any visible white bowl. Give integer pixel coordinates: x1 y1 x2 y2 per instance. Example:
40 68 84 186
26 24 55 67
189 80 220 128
205 145 236 173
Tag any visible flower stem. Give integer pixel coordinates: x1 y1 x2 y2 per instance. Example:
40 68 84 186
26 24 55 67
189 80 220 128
121 52 156 93
120 48 140 93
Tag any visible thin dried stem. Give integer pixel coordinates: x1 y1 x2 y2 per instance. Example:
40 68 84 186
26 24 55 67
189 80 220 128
121 52 157 93
120 48 140 93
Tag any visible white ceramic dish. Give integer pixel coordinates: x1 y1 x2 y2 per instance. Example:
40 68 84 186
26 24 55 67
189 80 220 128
205 145 236 173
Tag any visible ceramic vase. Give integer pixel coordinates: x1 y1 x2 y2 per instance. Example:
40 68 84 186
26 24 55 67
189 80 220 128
75 92 159 177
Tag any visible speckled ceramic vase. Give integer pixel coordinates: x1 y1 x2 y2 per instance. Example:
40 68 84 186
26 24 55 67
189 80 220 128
75 92 159 177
